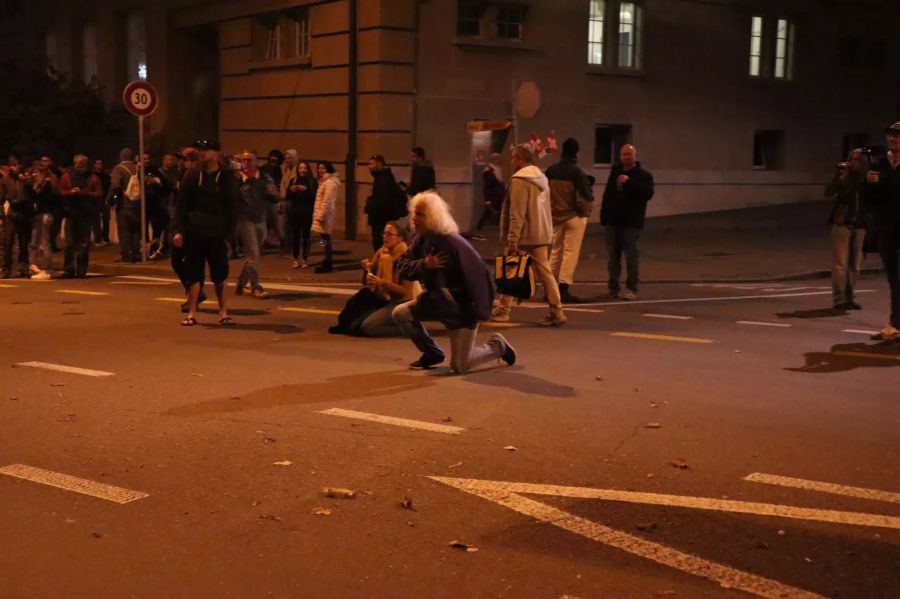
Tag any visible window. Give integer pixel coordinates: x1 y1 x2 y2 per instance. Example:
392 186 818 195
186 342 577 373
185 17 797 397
774 18 793 79
749 16 763 76
457 1 483 37
294 10 310 56
253 11 311 62
586 1 642 71
753 130 784 170
44 31 58 76
749 16 795 80
496 5 525 40
617 2 641 69
81 22 98 85
126 11 147 81
588 0 605 65
594 124 632 165
265 20 282 60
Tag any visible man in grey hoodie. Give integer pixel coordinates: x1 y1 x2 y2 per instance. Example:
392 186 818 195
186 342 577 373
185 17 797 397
492 145 566 327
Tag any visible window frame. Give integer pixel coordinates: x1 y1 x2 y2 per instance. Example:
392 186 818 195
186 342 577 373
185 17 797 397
496 5 525 40
585 1 644 74
587 0 606 66
749 15 796 81
593 124 633 166
457 0 484 37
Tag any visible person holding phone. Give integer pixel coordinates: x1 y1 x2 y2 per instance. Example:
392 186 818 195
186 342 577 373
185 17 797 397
825 148 868 310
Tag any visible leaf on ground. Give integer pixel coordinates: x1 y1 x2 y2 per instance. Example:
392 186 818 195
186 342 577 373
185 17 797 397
645 422 662 429
449 540 478 553
594 376 605 381
441 416 454 423
399 496 415 510
503 446 518 452
311 507 332 516
259 514 282 522
273 460 293 466
448 462 464 469
323 487 356 499
669 458 689 469
636 522 658 531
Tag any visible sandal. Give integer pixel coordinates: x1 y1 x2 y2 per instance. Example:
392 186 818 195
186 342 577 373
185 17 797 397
181 316 198 327
219 316 236 326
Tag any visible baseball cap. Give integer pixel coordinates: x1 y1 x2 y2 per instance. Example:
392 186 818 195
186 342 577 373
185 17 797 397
194 139 221 151
883 122 900 135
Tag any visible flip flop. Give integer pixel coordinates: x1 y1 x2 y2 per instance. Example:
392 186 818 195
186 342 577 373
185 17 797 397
181 316 198 327
219 316 236 326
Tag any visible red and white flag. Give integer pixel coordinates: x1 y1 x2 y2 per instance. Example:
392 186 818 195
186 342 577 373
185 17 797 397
529 133 546 158
545 130 558 154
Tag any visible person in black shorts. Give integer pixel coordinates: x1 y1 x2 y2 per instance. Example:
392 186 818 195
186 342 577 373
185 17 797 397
172 139 239 326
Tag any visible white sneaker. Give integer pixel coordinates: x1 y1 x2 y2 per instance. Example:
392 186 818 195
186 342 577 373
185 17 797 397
620 289 638 301
877 325 900 341
490 307 511 323
31 270 51 281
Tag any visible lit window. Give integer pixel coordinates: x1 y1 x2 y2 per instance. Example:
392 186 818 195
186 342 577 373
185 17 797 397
774 18 794 79
265 21 282 60
82 22 98 85
617 2 641 69
294 11 310 56
126 11 147 81
496 6 525 40
749 16 763 76
588 0 605 65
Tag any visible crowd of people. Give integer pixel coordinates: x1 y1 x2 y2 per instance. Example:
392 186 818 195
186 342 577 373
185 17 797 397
2 121 898 369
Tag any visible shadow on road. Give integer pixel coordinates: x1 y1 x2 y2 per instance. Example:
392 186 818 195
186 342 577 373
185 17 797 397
167 370 436 416
786 342 900 373
460 367 577 398
776 307 847 319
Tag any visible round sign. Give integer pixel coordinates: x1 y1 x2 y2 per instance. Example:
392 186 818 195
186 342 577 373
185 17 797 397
123 81 159 117
514 81 541 119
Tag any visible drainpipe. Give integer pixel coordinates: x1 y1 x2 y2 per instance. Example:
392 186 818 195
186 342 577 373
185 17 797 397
345 0 359 240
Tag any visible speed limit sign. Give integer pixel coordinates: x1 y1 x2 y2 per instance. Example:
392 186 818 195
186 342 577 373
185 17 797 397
123 80 158 117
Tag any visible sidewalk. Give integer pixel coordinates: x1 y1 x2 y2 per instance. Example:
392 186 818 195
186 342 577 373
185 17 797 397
85 201 879 285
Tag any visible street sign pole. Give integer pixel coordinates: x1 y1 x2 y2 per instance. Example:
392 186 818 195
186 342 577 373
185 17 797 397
138 115 147 263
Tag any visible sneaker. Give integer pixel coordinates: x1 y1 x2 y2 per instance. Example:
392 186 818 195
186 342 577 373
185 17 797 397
849 302 862 310
28 264 41 275
489 333 517 366
833 302 851 311
31 271 51 281
252 287 270 299
291 260 301 269
620 289 638 301
873 325 900 341
539 311 567 327
490 307 511 323
559 284 581 304
409 352 445 370
235 285 246 296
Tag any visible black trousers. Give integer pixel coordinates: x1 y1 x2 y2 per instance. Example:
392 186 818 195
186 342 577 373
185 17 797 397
1 216 32 275
289 210 313 261
118 205 142 261
64 215 93 276
92 205 111 243
369 218 388 251
881 236 900 328
320 233 333 267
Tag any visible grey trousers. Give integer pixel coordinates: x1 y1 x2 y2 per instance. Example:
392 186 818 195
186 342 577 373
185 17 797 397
30 213 54 270
830 225 865 305
237 219 266 290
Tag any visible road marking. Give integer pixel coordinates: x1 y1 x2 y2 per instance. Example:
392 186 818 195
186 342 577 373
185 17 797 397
482 321 522 328
319 408 465 435
736 320 792 328
519 289 874 309
841 329 879 336
55 289 110 296
16 361 114 377
118 275 356 296
745 473 900 505
278 306 340 316
155 297 186 303
110 281 166 286
643 313 692 320
564 307 605 313
430 477 828 599
0 283 18 288
0 464 147 504
832 350 900 362
611 332 714 344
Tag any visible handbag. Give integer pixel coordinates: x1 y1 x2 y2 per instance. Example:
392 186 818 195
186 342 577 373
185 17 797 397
494 253 536 301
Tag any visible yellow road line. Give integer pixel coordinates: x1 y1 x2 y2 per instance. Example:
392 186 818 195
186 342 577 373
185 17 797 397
745 473 900 505
611 332 714 344
110 281 167 286
0 464 147 504
482 321 522 328
0 283 18 288
278 306 340 316
54 290 109 296
155 297 186 303
833 350 900 362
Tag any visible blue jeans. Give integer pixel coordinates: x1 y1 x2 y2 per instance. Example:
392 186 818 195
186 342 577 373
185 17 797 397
605 226 641 293
237 219 266 290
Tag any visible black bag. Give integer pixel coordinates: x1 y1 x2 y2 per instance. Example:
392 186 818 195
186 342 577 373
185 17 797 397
330 287 388 336
494 254 535 301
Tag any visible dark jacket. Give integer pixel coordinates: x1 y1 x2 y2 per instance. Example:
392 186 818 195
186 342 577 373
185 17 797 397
406 161 436 197
396 232 494 329
825 171 867 229
144 165 172 215
864 157 900 238
285 173 318 214
0 171 31 219
366 167 406 224
58 169 103 218
482 166 505 210
600 162 655 228
26 174 58 215
94 169 111 204
175 167 239 238
545 156 593 224
237 171 278 223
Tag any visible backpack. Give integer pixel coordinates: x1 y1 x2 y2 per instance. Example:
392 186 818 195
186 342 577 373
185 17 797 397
123 167 141 202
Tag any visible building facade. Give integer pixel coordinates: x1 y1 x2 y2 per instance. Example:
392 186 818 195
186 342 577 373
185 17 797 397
11 0 900 238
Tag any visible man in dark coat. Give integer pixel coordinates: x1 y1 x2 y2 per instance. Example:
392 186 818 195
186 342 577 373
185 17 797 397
403 146 436 197
600 144 654 300
365 154 405 250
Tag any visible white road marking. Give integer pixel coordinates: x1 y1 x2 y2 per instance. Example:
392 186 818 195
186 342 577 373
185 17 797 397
518 289 874 309
745 473 900 505
736 320 792 328
643 313 693 320
118 275 356 296
430 477 827 599
110 281 166 286
564 307 605 313
54 289 110 296
841 329 879 336
16 361 114 377
318 408 465 435
0 464 148 504
0 283 18 288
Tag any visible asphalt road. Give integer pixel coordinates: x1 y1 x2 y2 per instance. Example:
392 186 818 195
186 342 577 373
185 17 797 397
1 271 898 599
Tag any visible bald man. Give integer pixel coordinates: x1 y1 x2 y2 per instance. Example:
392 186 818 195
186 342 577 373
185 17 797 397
600 144 654 300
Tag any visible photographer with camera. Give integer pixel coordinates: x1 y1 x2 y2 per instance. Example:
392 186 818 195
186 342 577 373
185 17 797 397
865 122 900 341
825 148 868 310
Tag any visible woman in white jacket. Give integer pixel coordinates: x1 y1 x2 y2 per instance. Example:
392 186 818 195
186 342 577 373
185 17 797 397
311 161 341 273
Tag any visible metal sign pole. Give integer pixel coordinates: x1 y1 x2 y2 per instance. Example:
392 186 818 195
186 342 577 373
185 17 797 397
138 115 147 263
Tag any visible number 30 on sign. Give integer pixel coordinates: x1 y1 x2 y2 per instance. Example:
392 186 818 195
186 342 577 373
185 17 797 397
123 81 158 117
